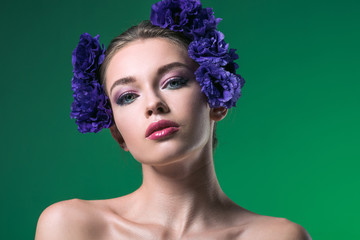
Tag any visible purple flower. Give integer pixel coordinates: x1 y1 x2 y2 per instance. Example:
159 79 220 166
70 33 113 133
195 63 244 108
151 0 213 36
224 48 240 74
189 30 241 74
180 0 202 16
71 78 113 133
151 0 187 31
151 0 245 109
72 33 105 80
184 7 221 39
188 30 229 65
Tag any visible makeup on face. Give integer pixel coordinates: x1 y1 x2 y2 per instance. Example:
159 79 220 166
109 62 195 105
104 38 211 165
145 119 180 140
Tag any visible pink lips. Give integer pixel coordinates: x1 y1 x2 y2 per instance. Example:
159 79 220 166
145 120 180 140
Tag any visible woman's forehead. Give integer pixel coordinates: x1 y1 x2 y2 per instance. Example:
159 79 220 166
106 38 195 85
112 38 189 64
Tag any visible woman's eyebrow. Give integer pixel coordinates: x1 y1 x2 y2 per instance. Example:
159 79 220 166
109 62 190 95
110 77 135 95
157 62 191 76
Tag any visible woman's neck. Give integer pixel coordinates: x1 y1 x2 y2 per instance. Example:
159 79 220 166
119 145 237 236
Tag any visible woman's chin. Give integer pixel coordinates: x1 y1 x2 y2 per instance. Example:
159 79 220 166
132 140 207 167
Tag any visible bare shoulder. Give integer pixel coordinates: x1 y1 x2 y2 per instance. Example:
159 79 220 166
244 215 312 240
35 198 111 240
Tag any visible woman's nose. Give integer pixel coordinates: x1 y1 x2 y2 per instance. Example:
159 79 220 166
145 91 170 117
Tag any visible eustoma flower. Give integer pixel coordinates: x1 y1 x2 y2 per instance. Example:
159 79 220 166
151 0 245 109
72 33 105 79
70 33 113 133
195 63 244 108
188 30 230 66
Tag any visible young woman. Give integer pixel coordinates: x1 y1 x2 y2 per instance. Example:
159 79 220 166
35 1 311 239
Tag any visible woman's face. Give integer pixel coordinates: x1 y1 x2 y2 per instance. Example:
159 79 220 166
106 38 213 165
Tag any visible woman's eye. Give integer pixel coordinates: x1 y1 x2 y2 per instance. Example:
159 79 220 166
116 92 138 106
164 77 189 90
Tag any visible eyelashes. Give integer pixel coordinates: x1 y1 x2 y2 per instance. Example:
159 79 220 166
115 77 190 106
116 91 139 106
163 77 189 90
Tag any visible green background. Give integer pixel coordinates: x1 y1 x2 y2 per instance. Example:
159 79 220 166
1 0 359 239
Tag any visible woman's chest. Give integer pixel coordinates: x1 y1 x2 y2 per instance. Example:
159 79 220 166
107 220 246 240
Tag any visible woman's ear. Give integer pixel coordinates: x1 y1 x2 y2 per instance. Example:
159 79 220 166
109 125 128 151
210 106 228 122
